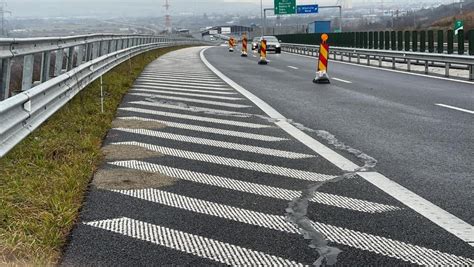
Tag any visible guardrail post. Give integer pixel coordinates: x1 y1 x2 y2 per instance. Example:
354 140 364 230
40 52 51 82
437 30 444 53
457 30 464 55
67 47 75 70
355 32 360 48
428 30 434 53
445 62 450 77
447 30 454 54
420 31 426 52
22 55 34 91
363 32 368 48
404 31 410 51
369 32 373 49
397 31 403 51
76 46 84 66
385 31 390 50
374 32 378 49
390 31 396 50
1 59 11 100
469 30 474 56
379 31 383 49
54 49 64 76
412 31 418 52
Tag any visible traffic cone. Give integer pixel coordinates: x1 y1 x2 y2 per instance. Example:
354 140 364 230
241 34 248 57
229 37 234 52
313 34 330 84
258 39 268 65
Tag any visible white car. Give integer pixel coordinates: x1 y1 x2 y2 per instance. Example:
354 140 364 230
256 36 281 54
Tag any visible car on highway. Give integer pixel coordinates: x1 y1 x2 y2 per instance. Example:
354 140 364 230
255 36 281 54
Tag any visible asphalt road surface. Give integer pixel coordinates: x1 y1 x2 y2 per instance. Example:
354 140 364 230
62 46 474 266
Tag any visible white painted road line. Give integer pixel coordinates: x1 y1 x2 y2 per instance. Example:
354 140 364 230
132 85 237 95
85 217 305 266
129 93 252 108
201 48 474 246
435 103 474 115
119 107 270 128
333 78 353 84
112 143 339 183
113 189 474 266
136 79 229 88
137 77 226 85
118 117 288 141
133 81 233 91
287 66 299 70
114 128 314 159
130 88 244 101
129 101 252 117
139 75 223 82
109 160 399 213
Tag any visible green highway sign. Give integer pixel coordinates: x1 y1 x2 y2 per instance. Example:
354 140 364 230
454 20 464 35
274 0 296 15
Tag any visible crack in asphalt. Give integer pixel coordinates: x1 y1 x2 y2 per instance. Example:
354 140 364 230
284 122 378 266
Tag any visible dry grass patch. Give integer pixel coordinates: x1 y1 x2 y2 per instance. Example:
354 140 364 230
102 144 162 161
112 118 167 129
93 169 177 190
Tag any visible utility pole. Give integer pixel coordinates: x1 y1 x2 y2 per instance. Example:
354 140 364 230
163 0 171 34
0 0 11 37
260 0 264 36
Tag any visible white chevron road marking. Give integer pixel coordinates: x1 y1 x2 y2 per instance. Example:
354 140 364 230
112 189 474 266
119 107 270 128
85 217 305 266
114 128 314 159
109 159 399 213
118 117 288 141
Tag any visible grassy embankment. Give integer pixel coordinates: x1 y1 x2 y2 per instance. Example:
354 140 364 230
0 45 190 264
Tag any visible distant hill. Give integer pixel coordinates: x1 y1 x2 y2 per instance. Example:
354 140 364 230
431 10 474 31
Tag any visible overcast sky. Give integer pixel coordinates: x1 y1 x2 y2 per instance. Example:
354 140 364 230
6 0 451 18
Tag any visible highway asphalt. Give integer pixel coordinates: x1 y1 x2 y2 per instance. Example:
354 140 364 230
61 47 474 266
204 46 474 226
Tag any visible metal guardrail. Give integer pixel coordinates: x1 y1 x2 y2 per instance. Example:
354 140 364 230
281 43 474 81
0 34 204 157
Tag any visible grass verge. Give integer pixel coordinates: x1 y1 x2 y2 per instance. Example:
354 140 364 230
0 45 190 265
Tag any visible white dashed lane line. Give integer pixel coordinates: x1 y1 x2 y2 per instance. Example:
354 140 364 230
333 77 353 84
435 103 474 115
287 66 299 70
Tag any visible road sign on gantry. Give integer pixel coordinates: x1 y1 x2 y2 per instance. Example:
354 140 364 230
274 0 296 15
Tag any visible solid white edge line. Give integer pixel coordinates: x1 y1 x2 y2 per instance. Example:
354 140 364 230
333 78 352 84
200 47 474 246
435 103 474 114
282 52 474 85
